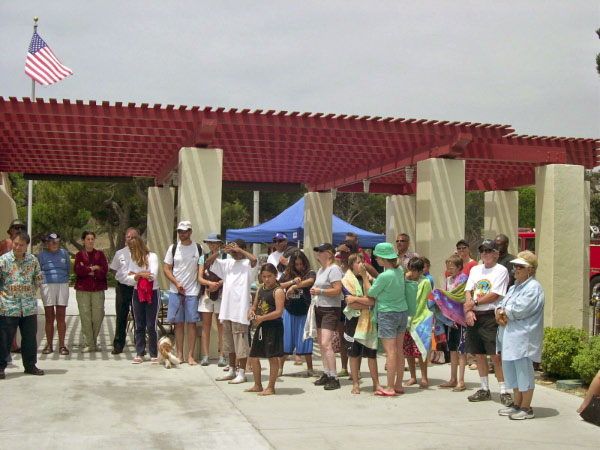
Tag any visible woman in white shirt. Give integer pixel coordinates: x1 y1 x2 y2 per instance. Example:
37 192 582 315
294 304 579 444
126 236 160 364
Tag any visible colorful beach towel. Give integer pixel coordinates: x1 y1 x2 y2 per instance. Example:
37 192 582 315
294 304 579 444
341 270 378 349
428 272 468 328
407 276 434 357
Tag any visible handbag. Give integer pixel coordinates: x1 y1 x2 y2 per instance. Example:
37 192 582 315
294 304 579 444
303 302 317 341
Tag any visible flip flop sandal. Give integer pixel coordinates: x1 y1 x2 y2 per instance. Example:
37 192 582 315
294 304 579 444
452 385 466 392
59 347 70 355
374 389 397 397
42 346 53 354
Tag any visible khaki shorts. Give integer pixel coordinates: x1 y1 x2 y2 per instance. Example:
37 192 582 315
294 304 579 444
222 320 249 358
198 294 221 313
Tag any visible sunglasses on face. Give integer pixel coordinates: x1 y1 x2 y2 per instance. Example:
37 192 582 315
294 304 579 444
396 239 407 243
513 264 527 270
480 248 495 254
273 239 285 243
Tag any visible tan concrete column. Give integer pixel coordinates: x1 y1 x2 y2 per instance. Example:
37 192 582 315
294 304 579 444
0 174 18 237
415 158 465 286
178 147 223 361
304 192 333 270
178 147 223 245
535 164 586 330
484 190 519 255
147 186 175 290
386 195 416 247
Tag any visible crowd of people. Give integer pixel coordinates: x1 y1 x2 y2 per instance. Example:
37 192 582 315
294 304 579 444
2 216 589 420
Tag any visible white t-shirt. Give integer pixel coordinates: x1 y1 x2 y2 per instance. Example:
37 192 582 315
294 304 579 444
313 264 344 307
267 250 284 279
465 263 509 311
163 242 201 296
126 253 159 290
210 258 258 324
110 247 134 286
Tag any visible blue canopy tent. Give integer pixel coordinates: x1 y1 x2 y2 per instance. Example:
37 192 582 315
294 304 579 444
226 197 386 248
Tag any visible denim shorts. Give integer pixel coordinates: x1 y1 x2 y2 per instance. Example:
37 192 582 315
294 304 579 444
377 310 409 339
167 292 199 323
502 357 535 392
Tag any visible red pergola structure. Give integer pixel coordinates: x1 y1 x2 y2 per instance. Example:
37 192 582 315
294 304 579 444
0 96 598 191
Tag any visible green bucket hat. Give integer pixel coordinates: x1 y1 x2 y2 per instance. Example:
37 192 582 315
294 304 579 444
373 242 398 260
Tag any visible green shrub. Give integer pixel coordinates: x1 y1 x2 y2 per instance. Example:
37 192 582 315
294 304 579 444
572 335 600 384
541 326 586 379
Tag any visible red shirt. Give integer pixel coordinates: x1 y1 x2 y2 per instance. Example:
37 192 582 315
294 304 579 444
74 249 108 291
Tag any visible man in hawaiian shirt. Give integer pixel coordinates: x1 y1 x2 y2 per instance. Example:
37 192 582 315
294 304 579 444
0 231 45 379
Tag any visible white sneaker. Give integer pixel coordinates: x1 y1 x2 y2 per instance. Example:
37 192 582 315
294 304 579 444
228 373 247 384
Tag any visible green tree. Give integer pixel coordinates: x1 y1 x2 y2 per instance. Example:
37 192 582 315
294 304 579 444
518 186 536 228
333 192 386 234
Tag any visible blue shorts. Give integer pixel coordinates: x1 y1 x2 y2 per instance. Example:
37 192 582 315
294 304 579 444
282 309 313 355
502 357 535 392
167 292 199 323
377 310 408 339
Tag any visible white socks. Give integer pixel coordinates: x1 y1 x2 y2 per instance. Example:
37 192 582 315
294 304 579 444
239 368 246 378
227 367 235 377
480 376 489 391
499 381 507 394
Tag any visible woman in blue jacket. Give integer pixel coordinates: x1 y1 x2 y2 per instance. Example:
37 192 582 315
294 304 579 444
495 251 544 420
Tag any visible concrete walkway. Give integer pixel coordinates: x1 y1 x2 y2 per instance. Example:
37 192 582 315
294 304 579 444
1 298 598 449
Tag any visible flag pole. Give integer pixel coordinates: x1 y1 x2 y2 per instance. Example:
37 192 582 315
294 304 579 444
27 16 38 252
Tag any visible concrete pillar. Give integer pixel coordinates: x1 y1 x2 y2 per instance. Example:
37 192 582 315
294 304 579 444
0 174 18 239
584 180 590 333
535 164 586 329
147 186 175 290
415 158 465 287
304 192 333 271
178 147 223 245
386 195 416 248
178 147 223 360
484 190 519 255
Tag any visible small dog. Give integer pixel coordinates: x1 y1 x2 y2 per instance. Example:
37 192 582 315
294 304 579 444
158 335 180 369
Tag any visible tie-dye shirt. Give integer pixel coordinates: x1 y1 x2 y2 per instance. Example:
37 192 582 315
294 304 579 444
0 251 43 317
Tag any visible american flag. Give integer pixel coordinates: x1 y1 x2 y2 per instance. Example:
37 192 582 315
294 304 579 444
25 31 72 86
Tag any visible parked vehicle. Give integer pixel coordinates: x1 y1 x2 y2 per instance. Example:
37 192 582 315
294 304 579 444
518 227 600 298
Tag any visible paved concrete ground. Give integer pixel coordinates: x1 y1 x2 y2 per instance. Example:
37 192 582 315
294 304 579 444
1 296 598 449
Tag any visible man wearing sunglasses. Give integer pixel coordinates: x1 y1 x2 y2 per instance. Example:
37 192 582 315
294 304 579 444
267 232 289 279
395 233 419 270
495 234 516 287
463 239 511 405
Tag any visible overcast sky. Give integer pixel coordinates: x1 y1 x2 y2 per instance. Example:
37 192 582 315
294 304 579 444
1 0 599 138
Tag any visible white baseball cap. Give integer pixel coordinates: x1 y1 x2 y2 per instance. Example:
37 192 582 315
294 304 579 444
177 221 193 231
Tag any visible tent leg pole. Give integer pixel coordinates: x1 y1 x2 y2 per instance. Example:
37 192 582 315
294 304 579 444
253 190 260 256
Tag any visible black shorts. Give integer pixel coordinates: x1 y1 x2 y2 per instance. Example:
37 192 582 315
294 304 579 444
315 306 341 331
250 321 284 359
344 317 377 359
465 312 498 355
447 324 465 352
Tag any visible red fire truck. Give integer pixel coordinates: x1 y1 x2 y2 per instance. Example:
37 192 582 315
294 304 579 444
517 228 600 297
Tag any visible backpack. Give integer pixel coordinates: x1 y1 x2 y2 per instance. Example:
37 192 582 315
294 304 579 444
171 242 202 270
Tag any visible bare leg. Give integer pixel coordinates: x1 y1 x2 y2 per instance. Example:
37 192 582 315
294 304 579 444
367 357 381 392
418 355 428 388
201 312 212 358
305 354 313 371
56 306 67 348
578 370 600 413
320 328 336 374
513 389 522 408
491 354 504 382
338 321 348 372
406 355 417 385
186 323 198 365
440 351 458 387
175 323 184 361
394 333 406 393
457 353 467 388
475 354 489 377
279 355 287 374
215 314 224 358
44 306 55 349
381 338 397 394
238 357 247 372
259 357 279 395
244 357 263 392
520 389 534 409
350 356 361 394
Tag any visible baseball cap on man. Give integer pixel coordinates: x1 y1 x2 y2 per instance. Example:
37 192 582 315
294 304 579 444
273 232 287 241
313 243 334 252
203 232 222 243
42 232 61 243
7 219 26 233
177 221 193 231
478 239 498 252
